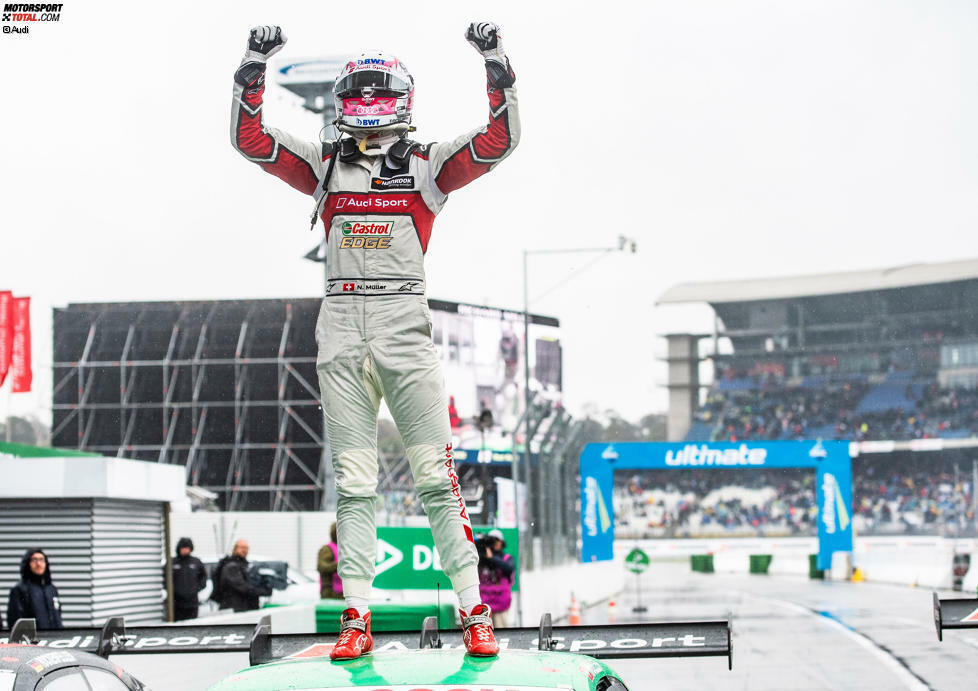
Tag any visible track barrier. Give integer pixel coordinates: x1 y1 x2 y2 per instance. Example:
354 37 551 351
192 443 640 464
749 555 772 574
690 554 715 573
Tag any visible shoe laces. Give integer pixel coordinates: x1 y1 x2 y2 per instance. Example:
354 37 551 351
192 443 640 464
337 616 366 646
471 623 493 643
336 627 359 647
464 613 494 643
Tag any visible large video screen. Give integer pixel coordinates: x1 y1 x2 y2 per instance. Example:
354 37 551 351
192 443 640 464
428 300 561 455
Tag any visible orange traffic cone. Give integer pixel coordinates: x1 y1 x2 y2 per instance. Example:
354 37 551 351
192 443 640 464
608 598 618 624
569 593 582 626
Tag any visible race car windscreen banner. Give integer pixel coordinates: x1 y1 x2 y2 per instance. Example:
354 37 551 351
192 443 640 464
579 440 852 570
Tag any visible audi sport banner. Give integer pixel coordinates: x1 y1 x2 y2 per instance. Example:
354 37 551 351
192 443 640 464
10 296 32 393
0 291 12 387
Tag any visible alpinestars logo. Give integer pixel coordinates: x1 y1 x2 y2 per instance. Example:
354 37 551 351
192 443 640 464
444 443 475 543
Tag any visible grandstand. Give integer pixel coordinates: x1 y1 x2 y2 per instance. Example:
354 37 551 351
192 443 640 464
658 258 978 443
630 258 978 540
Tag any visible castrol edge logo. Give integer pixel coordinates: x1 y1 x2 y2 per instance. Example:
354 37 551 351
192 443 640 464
341 221 393 236
339 221 393 249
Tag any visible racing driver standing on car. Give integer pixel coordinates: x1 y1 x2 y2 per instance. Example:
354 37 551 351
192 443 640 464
230 23 519 659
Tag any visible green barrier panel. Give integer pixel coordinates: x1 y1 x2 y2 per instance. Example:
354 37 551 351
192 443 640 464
749 554 773 574
373 526 519 591
808 553 825 580
315 600 457 634
690 554 714 573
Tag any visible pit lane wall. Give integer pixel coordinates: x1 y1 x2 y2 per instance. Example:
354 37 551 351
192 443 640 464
616 536 978 589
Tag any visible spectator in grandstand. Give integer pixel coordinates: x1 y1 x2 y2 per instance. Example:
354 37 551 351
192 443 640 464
477 529 514 627
6 548 63 630
215 539 272 612
172 537 208 621
317 523 343 600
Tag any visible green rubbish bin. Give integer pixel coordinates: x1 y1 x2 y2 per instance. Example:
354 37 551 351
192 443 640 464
690 554 714 573
749 554 773 574
808 553 825 580
315 600 457 634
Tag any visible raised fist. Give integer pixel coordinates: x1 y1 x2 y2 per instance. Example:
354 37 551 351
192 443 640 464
465 21 513 88
246 25 287 61
466 22 506 59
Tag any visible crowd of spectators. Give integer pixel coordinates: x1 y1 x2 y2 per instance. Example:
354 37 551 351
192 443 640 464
851 457 976 536
614 470 818 539
693 379 978 442
615 460 978 539
695 381 867 441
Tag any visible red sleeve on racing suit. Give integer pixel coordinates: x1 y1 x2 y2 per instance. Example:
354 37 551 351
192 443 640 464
230 63 326 196
428 64 520 196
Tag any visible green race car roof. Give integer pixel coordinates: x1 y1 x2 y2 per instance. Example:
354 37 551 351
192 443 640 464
207 648 621 691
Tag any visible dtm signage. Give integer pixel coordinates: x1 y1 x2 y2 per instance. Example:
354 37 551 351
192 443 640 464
373 526 519 590
579 441 852 570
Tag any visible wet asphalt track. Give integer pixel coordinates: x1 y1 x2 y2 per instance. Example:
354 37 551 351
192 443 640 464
119 561 976 690
589 561 975 690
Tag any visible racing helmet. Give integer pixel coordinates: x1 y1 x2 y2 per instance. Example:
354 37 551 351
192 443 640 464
334 51 414 134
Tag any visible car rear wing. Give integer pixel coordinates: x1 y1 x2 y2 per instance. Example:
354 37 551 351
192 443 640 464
252 612 733 669
5 613 732 670
3 617 255 657
933 592 978 641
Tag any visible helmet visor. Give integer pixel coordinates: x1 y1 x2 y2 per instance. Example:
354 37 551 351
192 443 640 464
341 97 400 117
335 69 412 98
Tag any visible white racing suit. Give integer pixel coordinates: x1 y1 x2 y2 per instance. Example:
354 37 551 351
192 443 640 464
231 59 520 599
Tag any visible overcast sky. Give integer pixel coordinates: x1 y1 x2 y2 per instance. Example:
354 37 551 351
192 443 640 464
2 0 976 425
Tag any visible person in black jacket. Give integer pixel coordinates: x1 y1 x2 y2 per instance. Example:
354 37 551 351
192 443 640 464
7 548 63 629
172 537 208 621
218 540 271 612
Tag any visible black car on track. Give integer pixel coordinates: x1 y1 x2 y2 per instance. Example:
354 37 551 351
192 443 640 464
0 644 148 691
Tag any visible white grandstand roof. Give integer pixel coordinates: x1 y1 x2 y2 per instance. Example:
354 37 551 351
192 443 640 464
657 257 978 305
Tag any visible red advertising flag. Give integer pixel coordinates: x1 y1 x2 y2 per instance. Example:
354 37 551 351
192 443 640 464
10 296 32 393
0 291 12 387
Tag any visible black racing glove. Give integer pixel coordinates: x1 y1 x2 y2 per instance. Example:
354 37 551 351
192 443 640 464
465 21 515 88
246 25 287 61
235 25 287 88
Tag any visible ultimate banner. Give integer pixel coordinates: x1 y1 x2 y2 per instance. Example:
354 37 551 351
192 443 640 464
579 440 852 570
